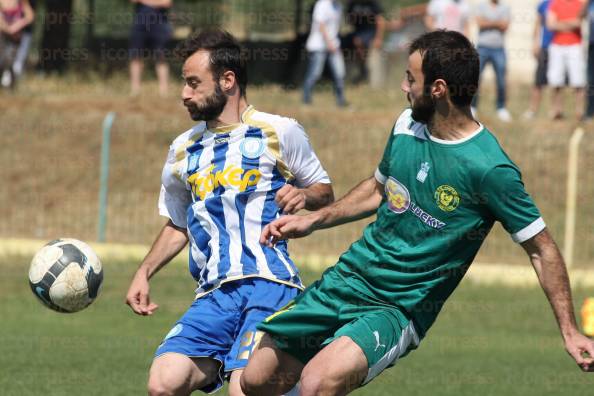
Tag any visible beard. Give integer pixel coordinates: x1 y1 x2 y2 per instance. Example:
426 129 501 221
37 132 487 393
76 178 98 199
184 83 228 122
409 92 435 124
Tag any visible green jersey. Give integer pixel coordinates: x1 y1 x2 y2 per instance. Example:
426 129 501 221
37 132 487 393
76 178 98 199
335 109 544 336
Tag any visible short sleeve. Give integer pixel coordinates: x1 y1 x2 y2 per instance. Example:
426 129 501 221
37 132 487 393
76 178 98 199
375 128 396 185
280 122 331 188
548 0 559 16
158 146 192 228
476 3 488 18
460 3 470 20
502 5 511 21
480 165 545 243
312 1 331 23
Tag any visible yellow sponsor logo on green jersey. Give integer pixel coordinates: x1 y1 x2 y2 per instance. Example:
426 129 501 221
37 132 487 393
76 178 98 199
435 185 460 212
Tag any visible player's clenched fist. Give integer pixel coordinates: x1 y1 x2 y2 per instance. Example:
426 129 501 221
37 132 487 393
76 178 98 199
275 184 307 214
125 271 159 316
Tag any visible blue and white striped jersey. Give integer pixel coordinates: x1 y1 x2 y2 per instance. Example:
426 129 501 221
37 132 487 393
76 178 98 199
158 105 330 296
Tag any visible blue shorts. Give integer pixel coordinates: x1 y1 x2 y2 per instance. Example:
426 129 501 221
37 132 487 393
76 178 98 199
353 29 376 48
155 278 300 393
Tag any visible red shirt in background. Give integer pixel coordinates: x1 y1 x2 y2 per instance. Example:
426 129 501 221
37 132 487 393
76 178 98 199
549 0 584 45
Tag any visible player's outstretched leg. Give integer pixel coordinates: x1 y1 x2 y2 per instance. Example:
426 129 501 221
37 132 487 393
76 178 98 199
147 353 220 396
240 334 304 395
299 336 368 396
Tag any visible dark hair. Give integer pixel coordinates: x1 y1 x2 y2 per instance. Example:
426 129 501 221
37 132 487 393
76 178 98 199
408 30 479 107
176 29 247 97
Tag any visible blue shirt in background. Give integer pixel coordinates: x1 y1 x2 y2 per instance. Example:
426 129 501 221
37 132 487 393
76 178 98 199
538 0 554 49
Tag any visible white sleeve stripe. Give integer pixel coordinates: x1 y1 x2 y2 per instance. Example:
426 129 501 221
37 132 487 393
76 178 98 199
375 168 387 184
511 217 546 243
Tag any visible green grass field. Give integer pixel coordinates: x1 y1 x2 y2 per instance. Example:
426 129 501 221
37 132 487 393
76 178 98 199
1 254 592 396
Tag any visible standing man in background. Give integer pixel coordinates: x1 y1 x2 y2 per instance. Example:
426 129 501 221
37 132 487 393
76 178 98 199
9 0 33 83
546 0 586 120
303 0 347 107
0 0 34 89
346 0 385 84
472 0 512 122
424 0 470 37
129 0 172 97
524 0 554 120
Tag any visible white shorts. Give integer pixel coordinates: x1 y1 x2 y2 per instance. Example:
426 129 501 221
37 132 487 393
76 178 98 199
547 43 586 88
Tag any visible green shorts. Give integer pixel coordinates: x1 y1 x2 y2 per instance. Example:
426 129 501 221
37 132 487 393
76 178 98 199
257 267 421 384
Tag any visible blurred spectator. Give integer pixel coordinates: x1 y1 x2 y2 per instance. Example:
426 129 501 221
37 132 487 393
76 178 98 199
346 0 385 84
546 0 585 120
584 0 594 119
523 0 554 120
472 0 512 122
11 0 33 81
129 0 172 97
0 0 34 89
424 0 470 37
303 0 346 107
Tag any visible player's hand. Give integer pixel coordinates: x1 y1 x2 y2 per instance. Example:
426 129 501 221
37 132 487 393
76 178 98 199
275 185 307 214
260 215 317 247
125 271 159 316
564 332 594 372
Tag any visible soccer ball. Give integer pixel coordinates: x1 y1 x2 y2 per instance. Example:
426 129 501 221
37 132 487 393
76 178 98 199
28 238 103 313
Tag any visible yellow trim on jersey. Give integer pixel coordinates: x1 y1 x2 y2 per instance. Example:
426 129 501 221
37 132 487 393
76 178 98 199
172 127 205 180
209 123 242 134
175 139 195 162
194 274 304 300
241 106 295 182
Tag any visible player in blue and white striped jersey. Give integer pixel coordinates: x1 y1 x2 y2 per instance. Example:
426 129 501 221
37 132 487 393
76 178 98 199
125 30 333 396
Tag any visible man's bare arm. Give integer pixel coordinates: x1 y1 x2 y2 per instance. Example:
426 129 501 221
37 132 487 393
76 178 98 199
261 176 383 245
275 182 334 214
546 10 582 32
125 219 188 315
310 176 383 230
521 229 594 371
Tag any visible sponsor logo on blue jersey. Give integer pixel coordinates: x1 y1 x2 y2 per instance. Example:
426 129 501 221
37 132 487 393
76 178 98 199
187 164 262 201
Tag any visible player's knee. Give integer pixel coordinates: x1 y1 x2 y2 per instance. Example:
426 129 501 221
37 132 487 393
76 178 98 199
300 367 346 396
147 369 188 396
239 367 262 395
147 376 173 396
299 372 325 396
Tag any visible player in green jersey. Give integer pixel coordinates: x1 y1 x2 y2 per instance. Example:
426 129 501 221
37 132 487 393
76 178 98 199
240 30 594 395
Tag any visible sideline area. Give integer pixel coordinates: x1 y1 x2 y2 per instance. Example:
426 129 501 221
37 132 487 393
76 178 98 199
4 238 594 288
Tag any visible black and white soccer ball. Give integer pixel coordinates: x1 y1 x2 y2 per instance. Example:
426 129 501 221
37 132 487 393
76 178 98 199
28 238 103 313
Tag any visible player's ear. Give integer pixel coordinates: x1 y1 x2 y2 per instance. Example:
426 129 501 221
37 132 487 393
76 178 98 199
220 70 236 93
431 79 448 100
